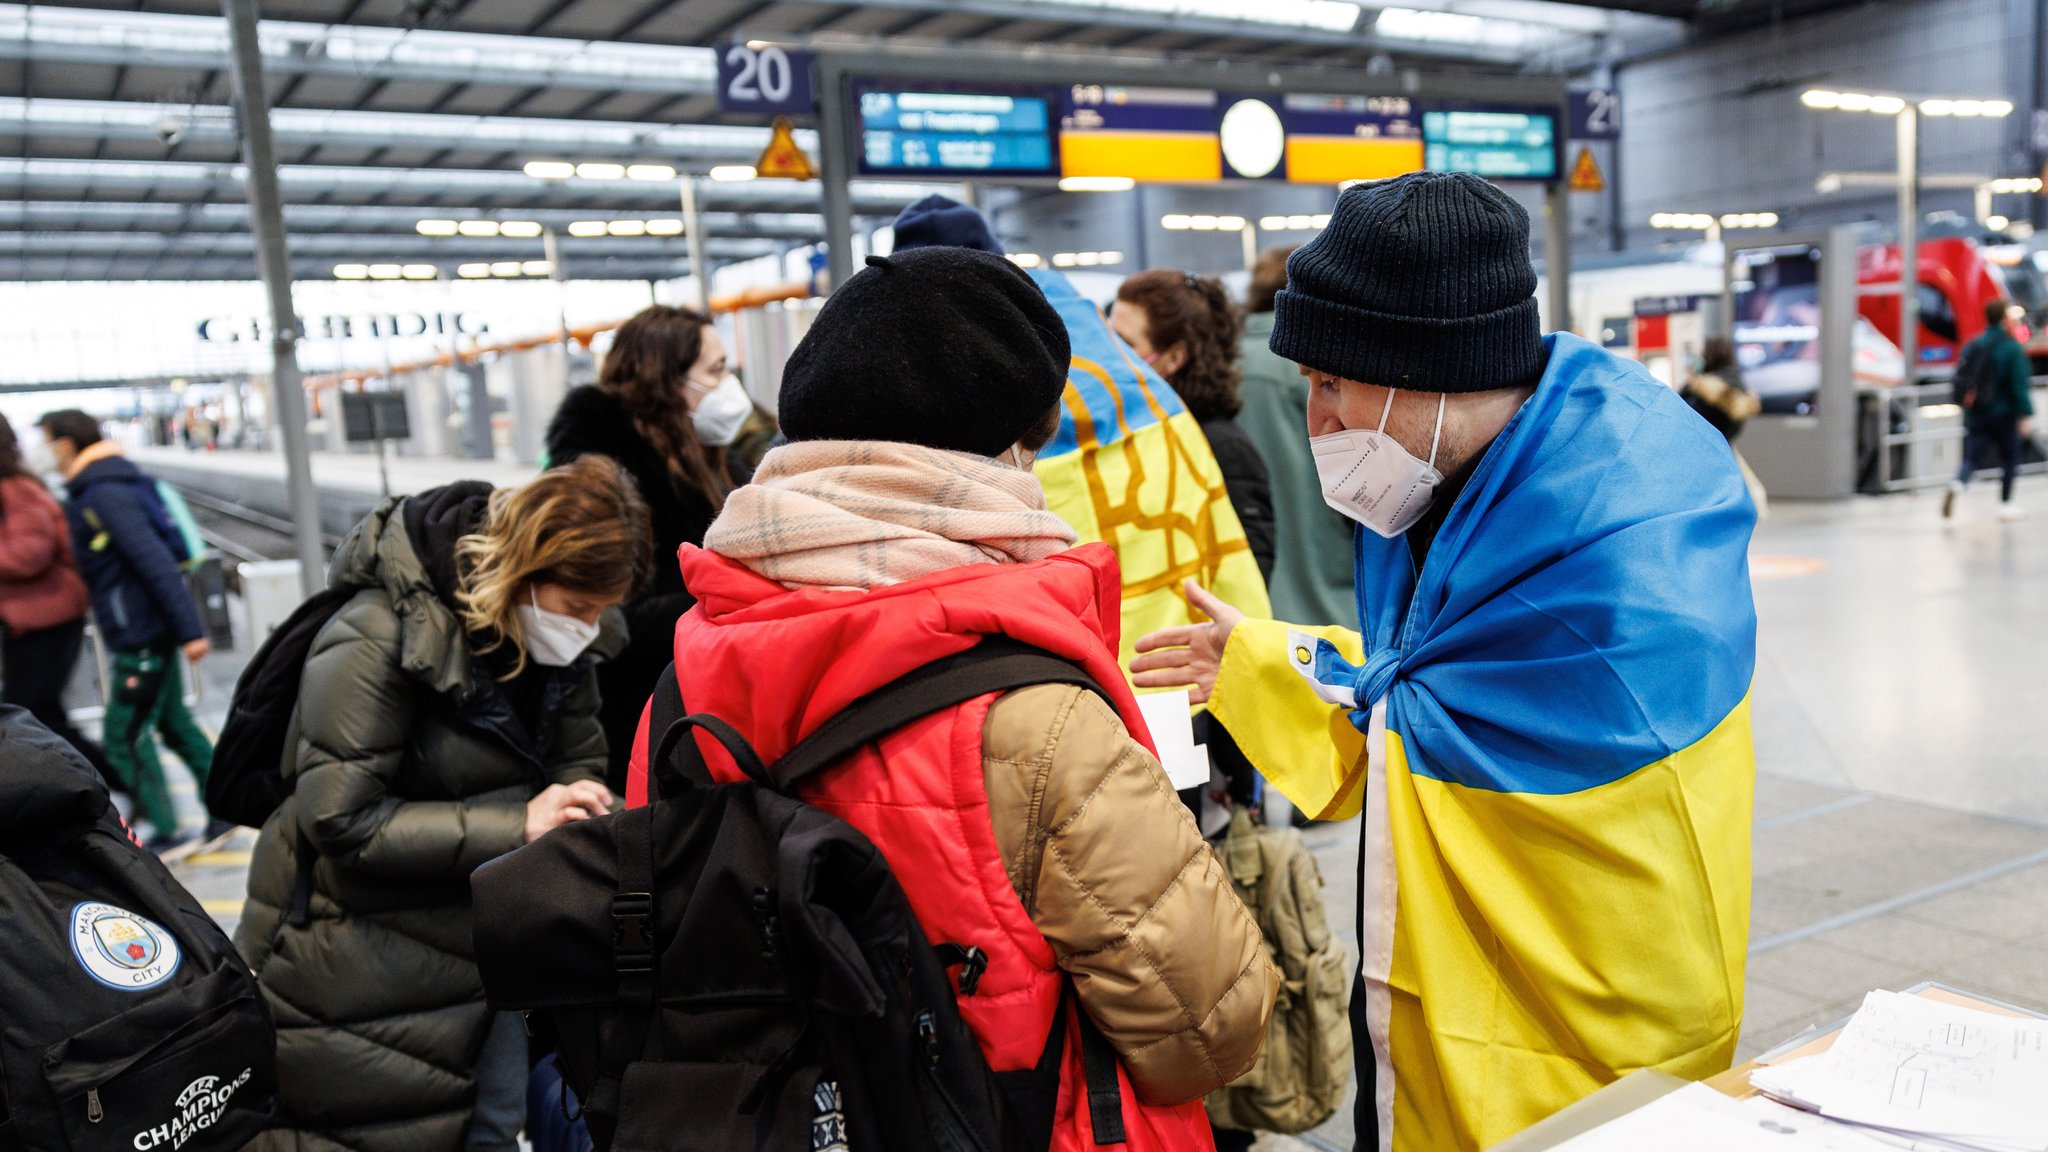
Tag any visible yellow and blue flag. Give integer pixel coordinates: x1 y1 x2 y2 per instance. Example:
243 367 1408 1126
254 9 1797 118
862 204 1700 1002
1028 269 1270 668
1211 332 1757 1151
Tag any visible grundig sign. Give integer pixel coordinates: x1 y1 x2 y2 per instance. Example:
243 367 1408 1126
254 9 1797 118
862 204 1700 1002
195 311 490 343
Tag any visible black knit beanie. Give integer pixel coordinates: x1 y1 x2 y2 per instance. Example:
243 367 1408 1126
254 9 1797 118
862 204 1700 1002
1270 171 1546 393
778 247 1069 456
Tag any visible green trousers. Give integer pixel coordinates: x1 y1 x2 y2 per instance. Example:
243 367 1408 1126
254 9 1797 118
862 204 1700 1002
102 642 214 838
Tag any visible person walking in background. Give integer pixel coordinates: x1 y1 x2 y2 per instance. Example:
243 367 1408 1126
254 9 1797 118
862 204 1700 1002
1945 298 2035 522
1112 269 1277 579
235 456 646 1152
1235 245 1356 628
628 247 1277 1149
1682 336 1769 517
37 408 221 855
0 415 116 785
544 306 752 790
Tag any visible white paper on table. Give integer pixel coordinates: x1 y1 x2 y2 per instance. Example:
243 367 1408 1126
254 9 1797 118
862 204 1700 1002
1552 1083 1900 1151
1134 689 1208 789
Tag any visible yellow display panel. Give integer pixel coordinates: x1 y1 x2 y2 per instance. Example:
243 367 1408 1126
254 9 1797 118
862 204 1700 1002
1284 136 1426 185
1058 132 1223 183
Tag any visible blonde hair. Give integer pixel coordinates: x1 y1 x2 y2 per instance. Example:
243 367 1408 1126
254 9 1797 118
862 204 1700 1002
456 455 653 677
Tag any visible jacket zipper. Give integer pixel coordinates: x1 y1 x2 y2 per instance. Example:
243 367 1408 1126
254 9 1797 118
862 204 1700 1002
87 1087 103 1123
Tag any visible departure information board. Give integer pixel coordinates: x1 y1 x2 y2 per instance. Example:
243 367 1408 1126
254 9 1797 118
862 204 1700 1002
854 84 1059 177
1421 107 1558 180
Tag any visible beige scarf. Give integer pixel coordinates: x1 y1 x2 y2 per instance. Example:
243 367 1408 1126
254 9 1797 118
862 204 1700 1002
703 440 1078 591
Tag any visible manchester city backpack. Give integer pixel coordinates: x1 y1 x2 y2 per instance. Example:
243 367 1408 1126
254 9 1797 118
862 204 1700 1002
0 707 276 1152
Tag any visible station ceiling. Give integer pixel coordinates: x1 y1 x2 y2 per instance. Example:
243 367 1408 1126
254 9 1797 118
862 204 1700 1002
0 0 1842 282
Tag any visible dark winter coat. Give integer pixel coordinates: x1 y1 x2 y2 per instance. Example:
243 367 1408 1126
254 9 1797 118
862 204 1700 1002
233 484 622 1152
542 385 744 789
60 451 203 651
1199 415 1277 582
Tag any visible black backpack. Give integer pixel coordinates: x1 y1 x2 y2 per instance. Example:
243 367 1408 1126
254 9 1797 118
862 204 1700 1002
1952 335 1994 412
0 707 277 1152
203 587 355 830
473 639 1133 1152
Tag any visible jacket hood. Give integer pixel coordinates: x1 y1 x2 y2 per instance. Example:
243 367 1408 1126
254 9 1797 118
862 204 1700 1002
65 452 145 493
330 485 626 701
671 541 1142 769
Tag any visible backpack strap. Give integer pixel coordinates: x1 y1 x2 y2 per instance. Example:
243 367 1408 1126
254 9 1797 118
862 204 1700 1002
768 636 1109 791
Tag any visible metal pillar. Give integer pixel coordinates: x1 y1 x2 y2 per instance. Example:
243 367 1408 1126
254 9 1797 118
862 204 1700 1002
817 69 856 291
1897 107 1919 391
222 0 324 597
1543 181 1573 335
679 177 709 311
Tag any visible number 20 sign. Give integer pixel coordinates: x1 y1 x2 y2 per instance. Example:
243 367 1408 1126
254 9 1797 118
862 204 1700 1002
717 43 815 116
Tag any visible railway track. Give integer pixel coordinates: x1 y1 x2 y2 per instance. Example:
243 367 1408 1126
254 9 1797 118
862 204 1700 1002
175 487 345 567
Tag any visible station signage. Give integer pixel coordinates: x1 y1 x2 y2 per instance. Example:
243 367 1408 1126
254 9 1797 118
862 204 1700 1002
854 83 1060 177
196 311 489 343
1422 107 1559 180
717 43 815 116
1568 88 1622 140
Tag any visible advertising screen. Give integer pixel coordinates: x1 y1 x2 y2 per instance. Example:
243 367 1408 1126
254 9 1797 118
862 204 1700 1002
1731 243 1824 415
1421 107 1558 180
855 84 1059 177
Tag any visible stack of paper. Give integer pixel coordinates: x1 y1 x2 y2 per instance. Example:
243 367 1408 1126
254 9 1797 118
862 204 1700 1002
1750 991 2048 1152
1553 1082 1901 1150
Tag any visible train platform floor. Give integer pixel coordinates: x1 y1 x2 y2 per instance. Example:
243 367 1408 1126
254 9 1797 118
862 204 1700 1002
125 473 2048 1152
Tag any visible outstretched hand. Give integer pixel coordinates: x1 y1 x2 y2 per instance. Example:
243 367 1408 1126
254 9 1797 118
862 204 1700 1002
1129 581 1244 706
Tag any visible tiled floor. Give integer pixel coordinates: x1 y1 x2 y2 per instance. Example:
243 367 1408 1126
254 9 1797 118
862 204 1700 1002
139 473 2048 1152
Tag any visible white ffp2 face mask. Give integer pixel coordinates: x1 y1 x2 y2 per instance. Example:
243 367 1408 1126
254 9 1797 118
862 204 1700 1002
515 588 602 667
1310 389 1447 539
690 372 752 447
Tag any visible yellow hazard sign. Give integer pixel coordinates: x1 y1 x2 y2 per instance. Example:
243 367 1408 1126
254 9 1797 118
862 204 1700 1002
755 116 816 180
1568 145 1605 193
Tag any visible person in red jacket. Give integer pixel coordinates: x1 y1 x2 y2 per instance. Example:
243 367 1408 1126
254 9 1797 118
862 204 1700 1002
626 248 1278 1152
0 416 115 782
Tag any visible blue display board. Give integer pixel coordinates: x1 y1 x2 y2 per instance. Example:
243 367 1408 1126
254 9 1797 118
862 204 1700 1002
1421 107 1559 180
854 84 1059 177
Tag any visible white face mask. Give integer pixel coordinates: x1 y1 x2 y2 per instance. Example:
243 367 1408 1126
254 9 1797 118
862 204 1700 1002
514 587 602 667
689 372 752 447
21 434 57 479
1309 389 1447 539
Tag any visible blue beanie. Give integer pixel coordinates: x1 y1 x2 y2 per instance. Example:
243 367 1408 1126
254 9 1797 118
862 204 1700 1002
891 195 1004 255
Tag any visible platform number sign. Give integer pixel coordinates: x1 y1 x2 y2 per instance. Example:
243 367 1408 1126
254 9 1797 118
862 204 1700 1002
717 43 814 115
1569 88 1621 141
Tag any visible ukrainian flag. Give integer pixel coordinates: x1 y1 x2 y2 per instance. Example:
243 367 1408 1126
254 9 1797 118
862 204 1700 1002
1028 269 1271 668
1210 333 1757 1151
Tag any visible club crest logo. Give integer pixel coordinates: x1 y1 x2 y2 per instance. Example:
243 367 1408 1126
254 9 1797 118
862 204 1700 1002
70 902 180 990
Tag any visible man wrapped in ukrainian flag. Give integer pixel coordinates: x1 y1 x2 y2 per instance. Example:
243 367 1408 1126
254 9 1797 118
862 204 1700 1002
1132 172 1758 1151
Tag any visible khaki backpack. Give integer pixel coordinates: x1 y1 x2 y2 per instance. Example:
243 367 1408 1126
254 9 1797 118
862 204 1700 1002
1206 808 1353 1135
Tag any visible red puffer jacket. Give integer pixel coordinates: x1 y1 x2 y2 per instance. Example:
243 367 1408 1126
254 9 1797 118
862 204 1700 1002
0 474 89 635
627 542 1258 1152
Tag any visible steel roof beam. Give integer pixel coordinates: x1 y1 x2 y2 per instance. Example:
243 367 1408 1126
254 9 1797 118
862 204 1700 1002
1 230 778 258
0 258 714 281
0 200 848 238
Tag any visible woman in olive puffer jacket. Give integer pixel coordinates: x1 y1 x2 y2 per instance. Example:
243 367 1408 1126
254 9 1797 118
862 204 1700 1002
234 457 650 1152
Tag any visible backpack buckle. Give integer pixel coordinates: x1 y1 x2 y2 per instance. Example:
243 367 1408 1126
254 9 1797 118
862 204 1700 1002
612 891 654 974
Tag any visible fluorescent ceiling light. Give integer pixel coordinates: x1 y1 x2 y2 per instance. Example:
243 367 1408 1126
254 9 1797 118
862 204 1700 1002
1059 176 1135 192
710 165 758 182
490 261 522 276
333 263 368 279
646 219 685 235
368 264 404 279
1801 90 1840 109
627 164 678 181
1010 0 1360 31
1868 96 1905 115
1987 215 2010 230
402 264 438 280
498 221 544 238
456 263 491 278
567 221 608 237
415 219 458 236
1010 253 1043 268
575 162 627 180
522 260 553 275
1162 214 1194 230
607 220 647 236
524 160 574 179
456 220 500 237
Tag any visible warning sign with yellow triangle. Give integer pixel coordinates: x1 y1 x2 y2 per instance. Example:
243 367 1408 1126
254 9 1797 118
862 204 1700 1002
755 115 817 180
1568 145 1605 193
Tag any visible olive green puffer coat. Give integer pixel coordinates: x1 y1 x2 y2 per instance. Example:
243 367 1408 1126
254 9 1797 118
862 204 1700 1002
234 491 623 1152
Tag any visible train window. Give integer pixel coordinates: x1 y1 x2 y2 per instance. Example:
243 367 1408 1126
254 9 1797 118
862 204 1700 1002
1918 284 1959 343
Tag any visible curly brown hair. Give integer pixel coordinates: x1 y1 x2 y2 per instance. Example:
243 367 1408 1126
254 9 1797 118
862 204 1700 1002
1247 245 1298 315
598 305 734 512
1116 268 1244 421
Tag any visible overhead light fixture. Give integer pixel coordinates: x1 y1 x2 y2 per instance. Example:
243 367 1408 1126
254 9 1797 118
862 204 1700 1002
567 220 607 237
575 162 626 180
627 164 677 181
415 219 458 236
334 263 369 279
1051 250 1124 267
498 220 543 238
456 263 491 278
1162 214 1194 230
1801 90 1841 110
522 260 554 275
607 219 647 236
402 264 438 280
368 264 404 280
490 261 523 276
1059 176 1135 193
1161 213 1249 231
709 165 758 182
1808 90 2013 119
1013 0 1360 32
524 160 575 179
1988 177 2045 194
457 219 500 237
1719 212 1779 228
1009 253 1043 268
1649 213 1718 230
1868 96 1906 115
646 219 685 235
1987 214 2011 230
